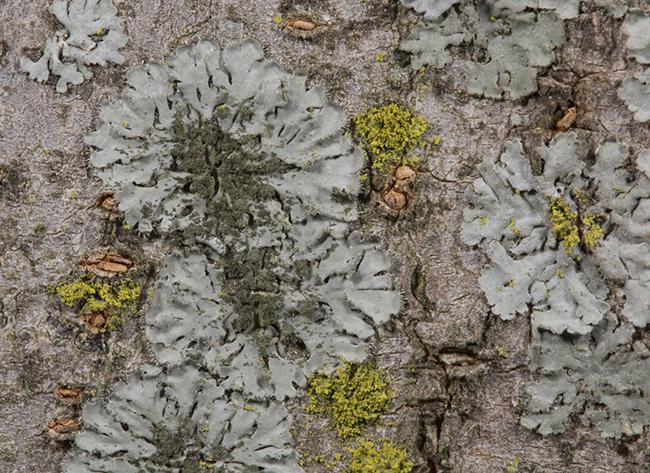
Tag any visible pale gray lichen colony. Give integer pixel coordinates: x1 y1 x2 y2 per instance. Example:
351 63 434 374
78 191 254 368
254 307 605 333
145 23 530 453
61 39 400 471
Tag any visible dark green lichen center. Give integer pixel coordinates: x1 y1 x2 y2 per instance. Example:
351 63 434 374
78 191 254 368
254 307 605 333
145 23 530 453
150 424 202 471
149 422 232 472
170 116 315 342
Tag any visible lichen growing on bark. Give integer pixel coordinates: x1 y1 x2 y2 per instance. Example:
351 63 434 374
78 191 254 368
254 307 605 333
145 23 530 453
67 39 402 471
522 318 650 438
62 365 303 473
462 133 650 436
347 439 413 473
353 103 428 171
399 1 567 100
307 360 391 438
461 135 650 335
618 9 650 122
55 274 141 332
20 0 127 92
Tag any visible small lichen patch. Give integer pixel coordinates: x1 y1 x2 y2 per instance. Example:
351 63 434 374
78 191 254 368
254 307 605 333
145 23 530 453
55 274 141 332
353 104 428 172
582 214 604 248
505 457 521 473
307 360 391 438
549 197 580 253
20 0 127 92
548 197 603 253
347 439 413 473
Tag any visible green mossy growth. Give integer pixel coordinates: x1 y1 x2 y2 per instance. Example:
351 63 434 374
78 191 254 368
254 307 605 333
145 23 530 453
307 360 391 438
347 439 413 473
353 104 428 172
55 274 141 332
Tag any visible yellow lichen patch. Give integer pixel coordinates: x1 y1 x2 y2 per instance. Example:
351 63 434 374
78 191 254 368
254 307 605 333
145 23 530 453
353 104 428 172
505 457 521 473
549 197 580 254
307 360 391 438
55 274 142 333
548 197 604 253
509 218 520 237
479 215 488 226
348 439 413 473
56 280 97 307
582 214 604 248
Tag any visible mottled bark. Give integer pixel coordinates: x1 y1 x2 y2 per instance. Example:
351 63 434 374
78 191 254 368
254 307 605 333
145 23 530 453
1 1 650 472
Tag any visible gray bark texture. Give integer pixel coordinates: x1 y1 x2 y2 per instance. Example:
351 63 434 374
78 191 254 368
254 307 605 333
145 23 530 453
2 0 650 472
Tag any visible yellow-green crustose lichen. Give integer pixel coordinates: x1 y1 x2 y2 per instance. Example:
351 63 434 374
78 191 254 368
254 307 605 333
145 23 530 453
353 103 428 171
56 275 142 331
581 213 604 248
307 360 391 438
549 197 580 253
548 196 603 254
347 439 413 473
505 456 521 473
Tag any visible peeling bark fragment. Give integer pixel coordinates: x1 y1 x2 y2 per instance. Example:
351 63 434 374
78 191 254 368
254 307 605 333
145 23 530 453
97 192 118 212
287 18 317 31
79 251 133 277
555 106 577 131
47 416 82 440
79 312 106 335
383 188 408 211
55 386 83 402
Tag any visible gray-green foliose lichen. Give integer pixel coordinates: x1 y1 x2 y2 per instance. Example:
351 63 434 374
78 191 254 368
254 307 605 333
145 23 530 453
462 133 650 437
462 136 650 334
20 0 127 93
62 365 303 473
68 40 402 471
522 318 650 438
399 0 570 100
618 9 650 123
400 0 461 20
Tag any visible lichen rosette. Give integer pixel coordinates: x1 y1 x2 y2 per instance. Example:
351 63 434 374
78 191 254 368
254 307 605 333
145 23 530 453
68 39 402 472
62 365 303 473
462 133 650 335
463 134 650 437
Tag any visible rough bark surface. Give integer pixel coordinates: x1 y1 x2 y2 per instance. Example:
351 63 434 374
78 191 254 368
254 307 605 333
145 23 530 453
1 1 650 472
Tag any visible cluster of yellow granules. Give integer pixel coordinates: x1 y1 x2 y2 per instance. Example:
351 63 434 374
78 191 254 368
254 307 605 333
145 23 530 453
548 196 603 254
56 275 142 332
348 439 414 473
306 360 413 472
307 360 391 438
353 103 428 171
